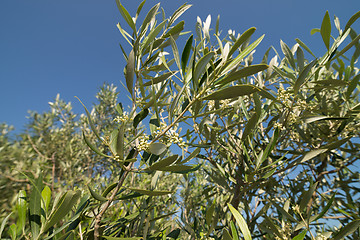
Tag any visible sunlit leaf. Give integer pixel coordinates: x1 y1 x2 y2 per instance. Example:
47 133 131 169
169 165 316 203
42 190 81 233
163 21 185 38
115 0 136 33
145 155 179 171
125 49 135 96
293 59 317 94
291 230 307 240
301 149 327 163
228 204 252 240
321 11 331 50
216 64 269 86
204 85 259 100
143 71 176 86
193 51 215 83
141 3 160 33
88 185 108 202
16 190 27 233
168 3 192 27
228 27 256 57
222 34 264 75
148 142 167 155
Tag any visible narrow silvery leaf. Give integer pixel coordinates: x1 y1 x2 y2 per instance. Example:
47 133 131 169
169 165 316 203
116 0 136 33
168 3 192 27
141 3 160 33
125 49 135 97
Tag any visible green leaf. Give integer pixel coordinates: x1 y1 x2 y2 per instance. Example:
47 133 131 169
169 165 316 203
141 20 167 54
314 193 335 221
42 190 81 233
159 164 199 173
321 11 331 50
8 224 16 240
179 147 201 164
125 49 135 96
146 155 178 171
204 85 260 100
256 128 278 169
344 10 360 32
116 0 136 33
291 230 307 240
82 131 110 158
193 51 215 83
333 219 360 240
41 186 51 213
29 174 43 240
333 33 360 61
206 202 215 227
241 112 259 141
102 183 118 198
102 236 142 240
293 59 317 94
163 21 185 38
135 0 146 20
143 71 176 86
310 28 320 35
16 190 27 233
304 115 348 124
222 229 234 240
228 204 252 240
299 182 318 212
110 123 125 158
127 188 173 196
0 213 12 239
295 38 316 58
301 149 328 163
148 142 167 155
221 34 264 75
216 64 269 86
280 40 296 69
88 185 108 202
228 27 256 57
133 108 149 128
181 35 193 75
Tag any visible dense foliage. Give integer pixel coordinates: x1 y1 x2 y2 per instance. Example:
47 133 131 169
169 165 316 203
1 1 360 239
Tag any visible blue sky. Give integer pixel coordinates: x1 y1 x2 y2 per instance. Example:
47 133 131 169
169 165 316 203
1 0 359 133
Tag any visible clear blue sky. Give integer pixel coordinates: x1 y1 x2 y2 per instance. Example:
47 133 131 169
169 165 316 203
1 0 359 133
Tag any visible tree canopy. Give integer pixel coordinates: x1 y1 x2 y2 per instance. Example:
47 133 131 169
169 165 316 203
1 1 360 239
